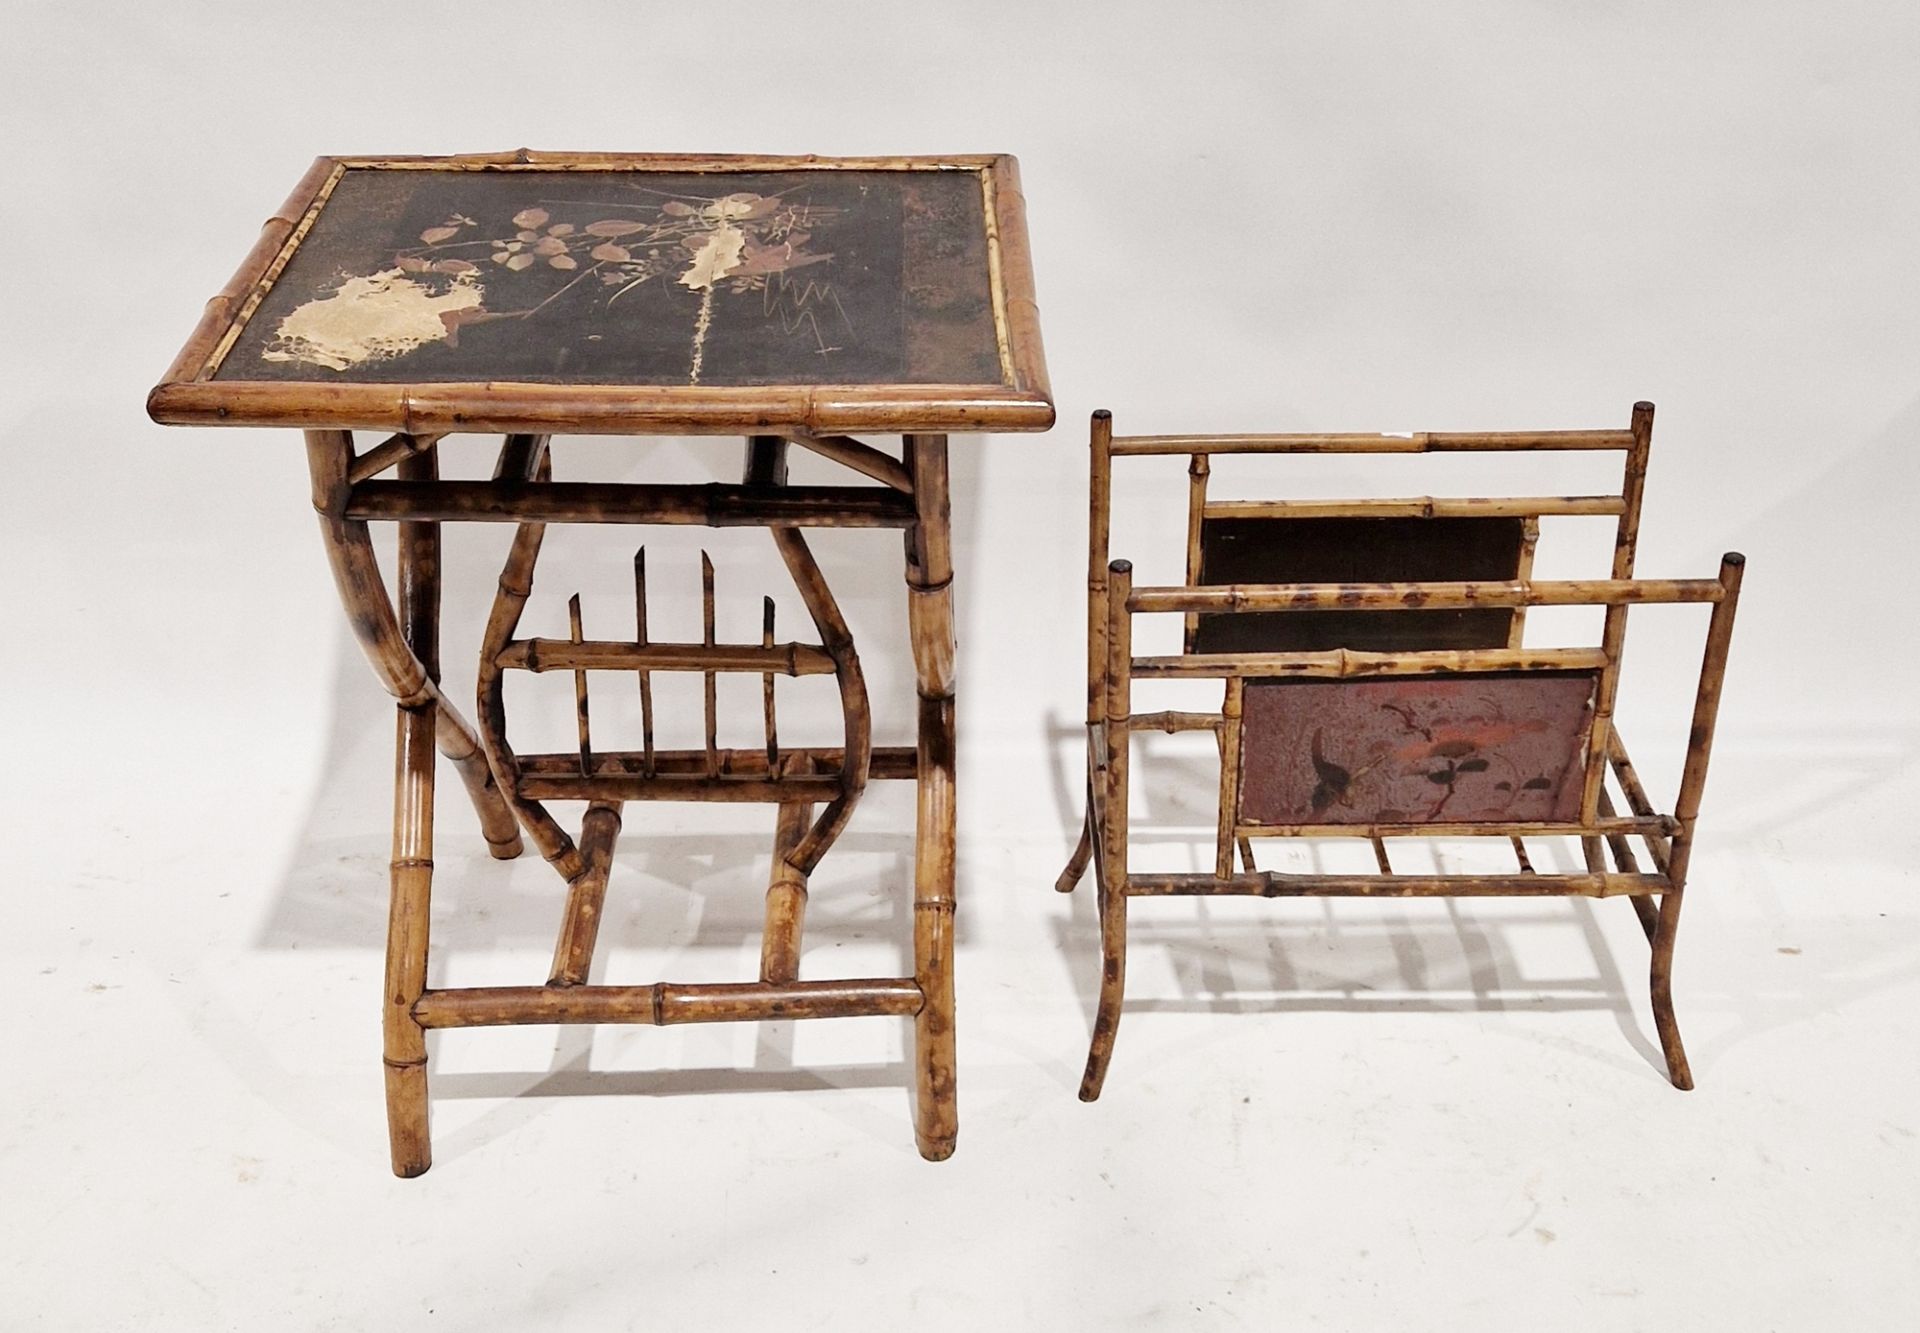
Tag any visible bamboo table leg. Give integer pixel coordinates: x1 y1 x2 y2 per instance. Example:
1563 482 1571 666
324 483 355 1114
905 435 958 1160
385 446 441 1177
303 431 506 1176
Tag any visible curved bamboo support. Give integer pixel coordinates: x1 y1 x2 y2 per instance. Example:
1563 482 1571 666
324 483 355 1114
470 438 584 880
770 528 871 872
1055 781 1095 893
303 431 523 860
1080 559 1133 1102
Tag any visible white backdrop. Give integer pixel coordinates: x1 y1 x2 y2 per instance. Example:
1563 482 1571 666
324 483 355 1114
3 3 1916 1329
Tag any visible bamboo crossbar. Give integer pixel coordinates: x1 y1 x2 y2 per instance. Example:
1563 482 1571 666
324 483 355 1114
1125 871 1670 898
344 481 917 528
1126 578 1725 615
1131 646 1610 680
514 745 918 781
1109 430 1634 456
1130 709 1223 734
1236 814 1679 839
498 639 838 676
413 978 925 1029
1202 495 1626 520
517 772 850 803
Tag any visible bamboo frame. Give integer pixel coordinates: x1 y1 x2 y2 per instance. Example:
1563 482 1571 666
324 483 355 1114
147 153 1053 435
1058 404 1745 1100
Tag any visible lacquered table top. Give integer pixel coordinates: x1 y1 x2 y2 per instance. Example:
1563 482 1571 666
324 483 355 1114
149 151 1052 435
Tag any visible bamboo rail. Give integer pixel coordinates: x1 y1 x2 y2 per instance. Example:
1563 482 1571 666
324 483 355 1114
414 979 925 1029
1108 430 1635 456
516 771 850 804
497 640 839 675
1130 710 1223 734
512 746 918 781
1202 495 1626 520
1126 578 1725 614
1237 815 1677 839
345 480 917 528
1124 871 1670 898
1131 646 1610 680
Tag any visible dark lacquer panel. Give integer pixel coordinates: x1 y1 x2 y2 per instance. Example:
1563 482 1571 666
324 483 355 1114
1237 670 1597 826
1193 516 1528 654
217 168 1004 387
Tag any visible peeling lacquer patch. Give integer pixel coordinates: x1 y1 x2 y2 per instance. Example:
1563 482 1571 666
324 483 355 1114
678 212 749 385
262 268 486 371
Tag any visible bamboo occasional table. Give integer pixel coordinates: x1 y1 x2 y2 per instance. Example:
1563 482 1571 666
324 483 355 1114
147 150 1052 1175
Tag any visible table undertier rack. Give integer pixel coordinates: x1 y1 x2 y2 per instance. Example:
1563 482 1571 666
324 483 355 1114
477 439 880 992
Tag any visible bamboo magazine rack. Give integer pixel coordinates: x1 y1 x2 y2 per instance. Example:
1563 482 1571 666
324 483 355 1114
1058 404 1743 1100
